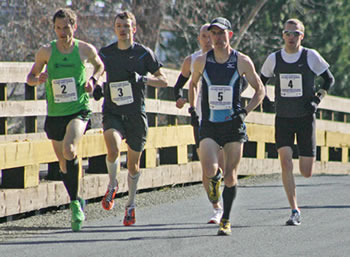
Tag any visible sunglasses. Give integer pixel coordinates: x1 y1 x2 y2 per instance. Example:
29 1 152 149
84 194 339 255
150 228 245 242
282 30 303 37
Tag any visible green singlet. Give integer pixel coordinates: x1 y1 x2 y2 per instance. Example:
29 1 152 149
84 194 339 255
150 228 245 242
45 39 90 116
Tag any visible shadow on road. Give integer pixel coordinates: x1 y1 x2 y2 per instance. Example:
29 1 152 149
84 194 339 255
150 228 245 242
0 222 253 245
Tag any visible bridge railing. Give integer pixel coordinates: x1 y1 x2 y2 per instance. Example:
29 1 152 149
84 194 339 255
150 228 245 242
0 62 350 218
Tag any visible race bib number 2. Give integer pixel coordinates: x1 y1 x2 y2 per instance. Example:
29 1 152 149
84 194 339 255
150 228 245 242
52 77 77 103
208 85 232 110
280 73 303 97
110 81 134 106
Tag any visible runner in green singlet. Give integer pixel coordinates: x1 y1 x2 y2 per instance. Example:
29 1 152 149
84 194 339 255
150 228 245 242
26 8 104 232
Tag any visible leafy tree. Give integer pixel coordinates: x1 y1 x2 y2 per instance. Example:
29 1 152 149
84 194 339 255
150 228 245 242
303 0 350 97
245 0 350 97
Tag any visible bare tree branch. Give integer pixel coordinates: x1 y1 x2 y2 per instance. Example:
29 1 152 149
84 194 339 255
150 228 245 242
232 0 268 49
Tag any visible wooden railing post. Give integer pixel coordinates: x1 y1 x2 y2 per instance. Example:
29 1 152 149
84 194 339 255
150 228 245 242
341 146 349 163
25 83 37 133
321 146 329 162
256 141 266 159
0 83 8 135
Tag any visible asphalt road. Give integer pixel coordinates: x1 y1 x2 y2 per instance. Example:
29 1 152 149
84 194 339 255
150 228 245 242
0 174 349 257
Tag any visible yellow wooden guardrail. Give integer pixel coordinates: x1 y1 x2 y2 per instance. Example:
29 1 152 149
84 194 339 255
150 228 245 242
1 62 350 218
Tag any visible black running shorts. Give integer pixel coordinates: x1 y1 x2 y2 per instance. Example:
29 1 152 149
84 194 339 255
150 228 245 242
199 120 248 147
275 114 316 157
44 109 91 141
103 112 148 152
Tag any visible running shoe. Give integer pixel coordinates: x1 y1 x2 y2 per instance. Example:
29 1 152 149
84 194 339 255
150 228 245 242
123 205 136 226
286 209 301 226
102 181 119 211
217 218 231 236
208 208 223 224
208 169 223 203
70 200 85 232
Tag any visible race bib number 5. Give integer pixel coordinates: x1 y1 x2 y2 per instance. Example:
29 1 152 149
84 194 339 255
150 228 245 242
280 73 303 97
208 85 233 110
110 81 134 106
52 77 77 103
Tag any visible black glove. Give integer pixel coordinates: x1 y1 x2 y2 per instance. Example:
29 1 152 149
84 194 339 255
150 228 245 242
262 96 274 113
231 108 247 128
93 85 103 101
188 107 199 127
305 95 321 114
128 71 147 85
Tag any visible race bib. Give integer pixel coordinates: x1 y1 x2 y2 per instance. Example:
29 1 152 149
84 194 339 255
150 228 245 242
280 73 303 97
208 85 232 110
110 81 134 106
52 77 77 103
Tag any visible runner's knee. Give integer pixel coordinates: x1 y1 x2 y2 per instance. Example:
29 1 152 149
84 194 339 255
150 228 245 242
300 168 312 178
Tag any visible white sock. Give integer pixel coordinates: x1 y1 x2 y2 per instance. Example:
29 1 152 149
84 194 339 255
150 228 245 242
105 156 119 189
126 172 140 207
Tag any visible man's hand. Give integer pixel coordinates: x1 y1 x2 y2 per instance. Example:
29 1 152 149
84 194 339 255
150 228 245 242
188 107 199 127
38 72 48 84
231 108 247 128
93 85 103 101
305 94 321 114
128 71 147 85
262 96 274 113
87 76 97 93
85 80 94 93
176 97 187 108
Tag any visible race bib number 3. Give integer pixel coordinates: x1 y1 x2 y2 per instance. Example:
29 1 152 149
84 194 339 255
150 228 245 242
208 85 233 110
52 77 77 103
110 81 134 106
280 73 303 97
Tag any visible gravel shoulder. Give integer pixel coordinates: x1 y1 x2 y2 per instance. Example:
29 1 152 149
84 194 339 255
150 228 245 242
0 173 282 242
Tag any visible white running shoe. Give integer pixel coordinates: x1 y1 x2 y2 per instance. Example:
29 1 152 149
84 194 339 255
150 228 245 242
286 209 301 226
208 208 223 224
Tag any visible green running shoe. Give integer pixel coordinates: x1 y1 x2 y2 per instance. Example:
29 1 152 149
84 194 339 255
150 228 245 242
70 200 85 232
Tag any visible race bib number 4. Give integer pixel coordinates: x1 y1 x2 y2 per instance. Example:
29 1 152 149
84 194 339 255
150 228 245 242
280 73 303 97
110 81 134 106
52 77 77 103
208 85 232 110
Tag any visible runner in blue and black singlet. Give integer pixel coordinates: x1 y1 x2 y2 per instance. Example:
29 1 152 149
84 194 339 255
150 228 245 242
188 17 265 236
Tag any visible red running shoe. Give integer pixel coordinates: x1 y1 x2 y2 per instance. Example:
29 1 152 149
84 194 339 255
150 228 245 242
123 205 136 226
102 182 118 211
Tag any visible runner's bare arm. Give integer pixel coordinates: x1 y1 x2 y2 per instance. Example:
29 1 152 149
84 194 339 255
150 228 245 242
146 68 168 88
237 52 265 113
26 45 51 86
180 55 192 78
84 43 104 84
189 54 205 108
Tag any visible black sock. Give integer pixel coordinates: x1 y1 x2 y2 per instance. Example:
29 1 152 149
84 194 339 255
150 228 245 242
61 158 79 201
60 171 69 194
222 185 237 220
